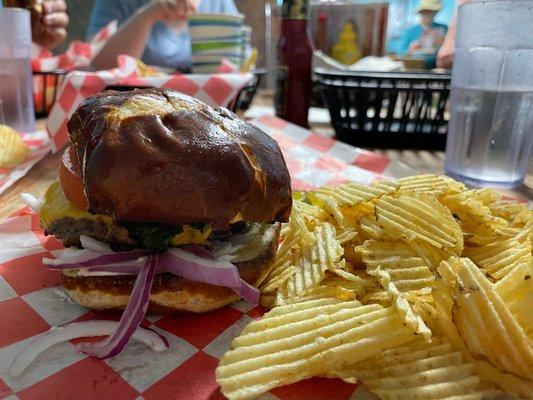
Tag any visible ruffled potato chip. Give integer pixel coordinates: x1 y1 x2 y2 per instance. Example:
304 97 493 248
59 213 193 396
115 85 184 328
221 175 531 400
0 124 28 168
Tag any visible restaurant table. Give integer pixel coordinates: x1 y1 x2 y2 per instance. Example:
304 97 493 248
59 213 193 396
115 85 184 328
0 107 531 400
1 107 532 220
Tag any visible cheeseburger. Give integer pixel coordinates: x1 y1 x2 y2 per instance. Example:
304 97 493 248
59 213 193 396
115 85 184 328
32 88 292 315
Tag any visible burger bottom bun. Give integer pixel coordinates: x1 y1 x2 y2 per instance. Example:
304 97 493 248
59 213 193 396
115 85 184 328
62 228 279 314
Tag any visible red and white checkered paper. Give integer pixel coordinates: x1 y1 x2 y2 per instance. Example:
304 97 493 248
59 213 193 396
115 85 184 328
32 21 117 73
45 54 253 152
0 117 407 400
0 130 51 196
32 21 118 113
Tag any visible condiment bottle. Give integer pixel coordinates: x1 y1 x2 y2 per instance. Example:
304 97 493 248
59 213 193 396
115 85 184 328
315 11 328 53
275 0 313 128
331 22 361 66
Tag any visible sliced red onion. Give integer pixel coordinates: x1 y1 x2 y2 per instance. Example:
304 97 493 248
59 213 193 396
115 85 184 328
80 263 148 275
76 268 142 277
43 252 148 270
45 243 259 305
76 254 158 359
76 259 166 276
234 279 261 306
158 248 259 305
79 235 114 253
159 248 240 287
9 320 168 376
21 192 43 213
74 257 259 304
182 244 215 259
57 247 92 260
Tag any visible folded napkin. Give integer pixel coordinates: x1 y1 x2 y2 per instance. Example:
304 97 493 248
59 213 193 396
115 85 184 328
313 51 405 72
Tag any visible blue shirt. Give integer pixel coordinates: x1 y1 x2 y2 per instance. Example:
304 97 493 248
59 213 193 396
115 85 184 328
397 22 447 68
87 0 240 69
397 22 448 56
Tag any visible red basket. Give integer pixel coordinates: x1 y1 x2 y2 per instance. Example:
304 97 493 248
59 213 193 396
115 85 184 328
33 70 68 118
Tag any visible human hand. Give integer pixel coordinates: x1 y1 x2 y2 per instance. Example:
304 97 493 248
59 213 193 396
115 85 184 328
409 41 421 52
437 35 454 69
140 0 199 24
32 0 69 50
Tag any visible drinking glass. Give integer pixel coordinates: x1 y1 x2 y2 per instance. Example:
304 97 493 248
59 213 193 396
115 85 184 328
444 0 533 188
0 7 35 131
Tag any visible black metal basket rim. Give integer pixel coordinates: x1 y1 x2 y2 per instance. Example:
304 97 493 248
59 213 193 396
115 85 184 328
316 81 449 90
32 68 267 76
248 68 267 76
33 69 70 75
314 67 451 81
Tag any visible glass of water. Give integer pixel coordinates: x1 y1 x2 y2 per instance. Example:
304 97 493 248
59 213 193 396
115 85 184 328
0 99 5 125
444 0 533 188
0 7 35 132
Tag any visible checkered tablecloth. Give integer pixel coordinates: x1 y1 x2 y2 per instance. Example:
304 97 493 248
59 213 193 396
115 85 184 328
0 117 405 400
0 131 51 196
46 55 253 152
31 21 117 115
31 21 117 73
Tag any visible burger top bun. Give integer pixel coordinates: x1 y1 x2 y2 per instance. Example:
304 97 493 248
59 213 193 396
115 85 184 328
67 88 292 227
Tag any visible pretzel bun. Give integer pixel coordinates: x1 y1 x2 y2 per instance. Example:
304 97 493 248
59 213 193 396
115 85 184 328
66 88 292 227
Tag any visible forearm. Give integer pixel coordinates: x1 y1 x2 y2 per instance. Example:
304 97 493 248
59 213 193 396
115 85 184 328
91 10 155 70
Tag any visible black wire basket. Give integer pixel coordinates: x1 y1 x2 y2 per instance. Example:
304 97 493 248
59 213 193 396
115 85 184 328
315 68 451 150
104 69 266 114
227 68 266 113
33 70 68 118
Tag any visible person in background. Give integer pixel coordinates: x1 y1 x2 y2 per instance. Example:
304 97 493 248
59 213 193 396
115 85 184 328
88 0 240 70
397 0 447 68
437 0 469 69
1 0 68 49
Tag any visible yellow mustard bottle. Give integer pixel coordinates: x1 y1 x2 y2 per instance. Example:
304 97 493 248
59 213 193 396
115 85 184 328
331 22 362 65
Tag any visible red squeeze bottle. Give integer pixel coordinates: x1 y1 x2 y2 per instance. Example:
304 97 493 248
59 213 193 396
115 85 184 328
275 0 313 129
315 11 328 53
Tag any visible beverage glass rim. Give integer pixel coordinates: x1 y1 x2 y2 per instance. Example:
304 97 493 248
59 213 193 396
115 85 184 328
459 0 532 7
187 13 244 21
0 6 30 16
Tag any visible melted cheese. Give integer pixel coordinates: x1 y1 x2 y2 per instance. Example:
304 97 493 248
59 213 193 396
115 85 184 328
170 225 211 246
40 181 211 246
39 181 111 227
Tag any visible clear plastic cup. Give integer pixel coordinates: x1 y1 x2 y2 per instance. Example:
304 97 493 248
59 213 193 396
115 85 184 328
444 0 533 188
0 7 35 131
0 99 5 125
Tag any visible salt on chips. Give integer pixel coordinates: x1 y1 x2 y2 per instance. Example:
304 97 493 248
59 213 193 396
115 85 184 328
375 191 463 255
313 182 394 225
488 198 532 227
494 263 533 337
440 189 508 246
356 240 435 295
464 222 532 280
433 258 533 399
275 222 344 305
437 257 533 380
216 174 533 400
331 337 502 400
371 269 432 342
396 174 465 197
216 300 418 400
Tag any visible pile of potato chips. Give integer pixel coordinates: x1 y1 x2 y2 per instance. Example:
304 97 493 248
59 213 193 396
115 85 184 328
216 174 533 400
0 125 28 168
